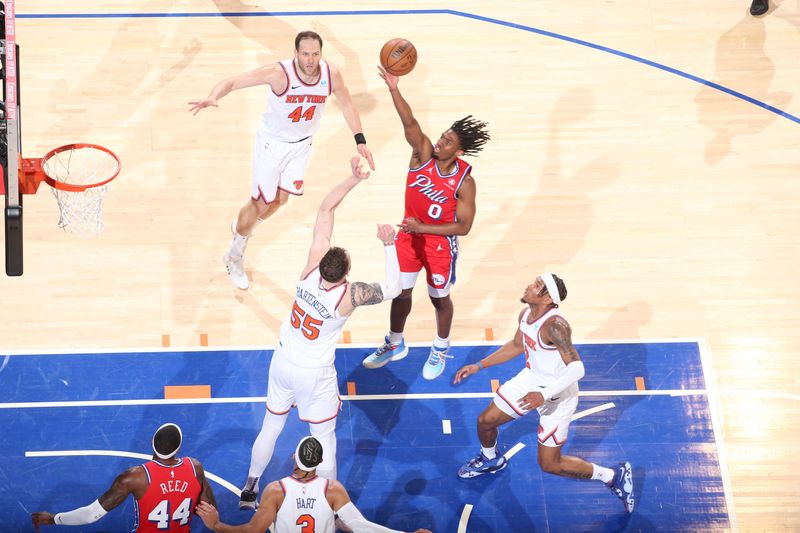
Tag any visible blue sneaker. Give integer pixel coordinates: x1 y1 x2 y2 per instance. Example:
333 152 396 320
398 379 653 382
422 345 452 380
608 461 635 513
362 337 409 369
458 450 507 478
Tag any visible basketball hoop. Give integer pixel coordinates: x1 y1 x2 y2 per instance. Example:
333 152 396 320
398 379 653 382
33 143 121 236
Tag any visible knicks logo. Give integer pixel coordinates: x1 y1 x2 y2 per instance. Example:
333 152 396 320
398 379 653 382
294 180 303 190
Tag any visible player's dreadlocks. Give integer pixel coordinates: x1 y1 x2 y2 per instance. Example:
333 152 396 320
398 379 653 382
450 115 490 156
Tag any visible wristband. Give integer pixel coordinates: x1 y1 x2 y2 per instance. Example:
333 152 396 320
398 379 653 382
354 133 367 145
477 361 485 370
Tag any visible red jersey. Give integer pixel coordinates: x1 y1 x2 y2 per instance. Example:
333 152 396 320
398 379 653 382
404 157 471 227
134 458 202 532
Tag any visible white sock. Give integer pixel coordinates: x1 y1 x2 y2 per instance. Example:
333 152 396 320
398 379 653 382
388 331 403 344
434 335 449 349
247 411 287 478
481 444 497 460
591 463 615 484
228 232 249 260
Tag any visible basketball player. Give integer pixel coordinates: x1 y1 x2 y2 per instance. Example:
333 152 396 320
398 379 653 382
31 423 217 531
237 156 400 510
452 274 635 513
362 66 490 380
197 436 431 533
189 31 375 290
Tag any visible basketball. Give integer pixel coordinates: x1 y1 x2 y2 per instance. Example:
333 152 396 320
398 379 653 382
379 38 418 77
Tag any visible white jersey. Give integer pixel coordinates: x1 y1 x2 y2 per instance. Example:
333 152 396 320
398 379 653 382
260 58 332 142
518 307 579 396
274 475 335 533
278 268 349 368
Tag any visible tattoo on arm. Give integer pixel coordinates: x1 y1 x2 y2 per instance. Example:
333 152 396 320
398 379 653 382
547 317 581 364
350 282 384 307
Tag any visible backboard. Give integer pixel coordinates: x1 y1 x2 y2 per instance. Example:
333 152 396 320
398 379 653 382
2 0 22 276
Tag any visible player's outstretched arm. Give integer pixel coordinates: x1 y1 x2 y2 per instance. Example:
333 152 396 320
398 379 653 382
32 466 141 529
337 224 400 316
188 63 286 115
330 64 375 171
453 309 526 385
377 65 432 166
196 482 282 533
300 157 370 278
328 481 432 533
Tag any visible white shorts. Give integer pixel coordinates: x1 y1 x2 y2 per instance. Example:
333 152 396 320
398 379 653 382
251 128 313 204
266 348 341 424
493 367 579 447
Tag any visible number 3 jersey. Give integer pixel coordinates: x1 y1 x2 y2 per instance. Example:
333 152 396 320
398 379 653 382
260 58 332 142
278 268 349 368
134 458 202 532
274 476 335 533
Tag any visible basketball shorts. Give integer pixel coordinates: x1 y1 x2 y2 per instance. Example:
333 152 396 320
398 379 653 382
266 347 341 424
395 231 458 297
493 367 579 447
251 127 313 204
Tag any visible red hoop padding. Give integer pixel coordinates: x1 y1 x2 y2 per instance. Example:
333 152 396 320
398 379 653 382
40 143 121 192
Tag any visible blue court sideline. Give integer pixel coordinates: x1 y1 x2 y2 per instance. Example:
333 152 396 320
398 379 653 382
0 341 731 531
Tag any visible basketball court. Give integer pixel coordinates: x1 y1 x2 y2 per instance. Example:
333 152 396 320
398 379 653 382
1 340 730 531
2 1 799 531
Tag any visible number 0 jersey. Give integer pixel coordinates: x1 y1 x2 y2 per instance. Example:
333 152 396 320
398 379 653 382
260 58 332 142
274 476 335 533
403 156 471 227
134 458 202 533
278 268 349 368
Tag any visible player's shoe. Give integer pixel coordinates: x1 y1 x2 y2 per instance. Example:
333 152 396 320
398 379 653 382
608 461 635 513
457 450 507 478
362 337 409 369
223 253 250 290
422 345 452 380
238 487 259 511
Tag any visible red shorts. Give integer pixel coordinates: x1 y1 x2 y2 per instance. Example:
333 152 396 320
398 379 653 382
395 231 458 295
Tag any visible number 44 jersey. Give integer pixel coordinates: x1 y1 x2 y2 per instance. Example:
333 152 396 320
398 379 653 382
134 458 202 532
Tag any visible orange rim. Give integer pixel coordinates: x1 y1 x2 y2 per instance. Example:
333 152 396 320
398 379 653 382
41 143 121 192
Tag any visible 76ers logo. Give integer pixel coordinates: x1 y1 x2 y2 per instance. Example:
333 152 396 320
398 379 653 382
293 180 303 190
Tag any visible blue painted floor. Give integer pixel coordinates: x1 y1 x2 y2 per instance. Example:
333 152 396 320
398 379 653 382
0 341 730 532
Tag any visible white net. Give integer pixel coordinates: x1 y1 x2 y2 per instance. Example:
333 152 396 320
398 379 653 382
42 145 120 237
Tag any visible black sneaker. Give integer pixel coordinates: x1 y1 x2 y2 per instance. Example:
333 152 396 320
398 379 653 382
238 488 258 511
750 0 769 16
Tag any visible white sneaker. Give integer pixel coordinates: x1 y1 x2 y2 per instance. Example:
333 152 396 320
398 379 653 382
422 345 453 380
223 253 250 290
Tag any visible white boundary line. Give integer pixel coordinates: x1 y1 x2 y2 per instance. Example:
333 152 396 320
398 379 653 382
456 503 474 533
0 337 707 356
570 402 615 421
24 450 241 496
698 338 738 532
0 390 706 410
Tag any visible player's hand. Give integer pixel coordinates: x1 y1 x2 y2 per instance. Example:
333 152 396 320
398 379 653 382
377 224 396 245
188 98 219 115
517 391 544 411
350 156 371 180
398 217 423 234
412 529 433 533
377 65 399 89
195 501 220 528
357 143 376 171
31 512 56 530
453 364 480 385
